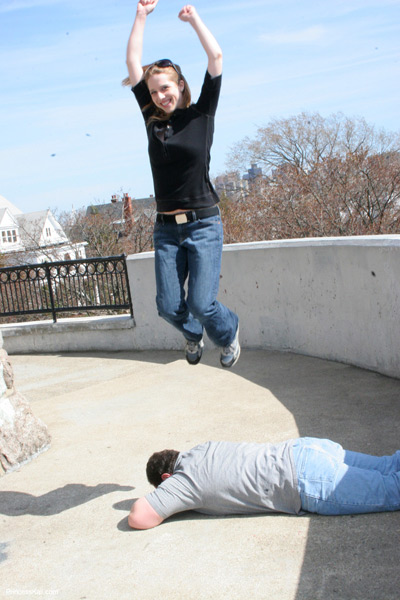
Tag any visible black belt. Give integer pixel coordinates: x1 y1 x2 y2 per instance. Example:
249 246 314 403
156 205 219 224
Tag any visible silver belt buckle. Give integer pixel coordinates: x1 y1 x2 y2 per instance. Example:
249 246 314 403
175 213 188 224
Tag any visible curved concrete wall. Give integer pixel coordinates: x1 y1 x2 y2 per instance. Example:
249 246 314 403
127 235 400 379
2 235 399 378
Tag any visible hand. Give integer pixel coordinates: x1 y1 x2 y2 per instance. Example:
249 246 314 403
137 0 159 16
178 5 198 23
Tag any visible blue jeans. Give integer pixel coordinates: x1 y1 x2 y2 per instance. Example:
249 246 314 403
292 437 400 515
153 212 238 347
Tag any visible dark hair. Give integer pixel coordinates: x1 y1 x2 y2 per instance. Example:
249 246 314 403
146 449 179 487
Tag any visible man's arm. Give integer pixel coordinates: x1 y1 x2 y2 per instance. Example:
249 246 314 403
128 497 165 530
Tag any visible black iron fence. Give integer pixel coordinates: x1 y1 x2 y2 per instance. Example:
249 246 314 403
0 255 133 323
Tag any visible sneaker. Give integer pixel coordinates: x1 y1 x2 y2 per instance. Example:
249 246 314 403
220 327 240 368
185 339 204 365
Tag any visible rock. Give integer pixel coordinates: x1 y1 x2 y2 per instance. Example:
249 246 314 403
0 348 14 392
0 332 51 475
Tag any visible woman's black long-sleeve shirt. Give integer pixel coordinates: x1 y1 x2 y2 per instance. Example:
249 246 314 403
132 71 221 212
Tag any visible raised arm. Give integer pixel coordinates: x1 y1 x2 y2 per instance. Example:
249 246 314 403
178 5 223 77
126 0 159 87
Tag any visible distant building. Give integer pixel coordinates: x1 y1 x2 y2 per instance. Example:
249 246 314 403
242 163 263 184
214 172 249 201
0 195 86 265
214 164 264 201
86 193 156 236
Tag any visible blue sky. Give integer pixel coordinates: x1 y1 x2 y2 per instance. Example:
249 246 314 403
1 0 399 214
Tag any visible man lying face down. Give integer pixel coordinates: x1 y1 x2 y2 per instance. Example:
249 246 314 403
128 437 400 529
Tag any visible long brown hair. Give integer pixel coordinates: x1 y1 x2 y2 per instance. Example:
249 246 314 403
122 63 191 123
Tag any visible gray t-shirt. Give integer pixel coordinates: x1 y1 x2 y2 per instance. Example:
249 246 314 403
146 440 301 519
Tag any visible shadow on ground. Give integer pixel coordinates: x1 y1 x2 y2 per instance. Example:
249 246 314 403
5 348 400 600
0 484 134 516
52 348 400 600
220 350 400 600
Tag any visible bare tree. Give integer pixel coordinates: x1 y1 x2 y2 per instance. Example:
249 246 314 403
15 218 64 263
2 212 84 267
61 207 123 258
122 203 156 255
59 200 156 258
223 112 400 240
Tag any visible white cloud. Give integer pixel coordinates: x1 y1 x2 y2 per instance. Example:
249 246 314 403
260 26 326 45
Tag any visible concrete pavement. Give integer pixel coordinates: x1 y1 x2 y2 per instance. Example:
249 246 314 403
0 349 399 600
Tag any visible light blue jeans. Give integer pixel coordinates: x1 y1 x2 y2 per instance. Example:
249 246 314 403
153 212 238 347
292 437 400 515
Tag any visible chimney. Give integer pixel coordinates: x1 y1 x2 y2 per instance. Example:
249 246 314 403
111 195 118 203
123 193 133 232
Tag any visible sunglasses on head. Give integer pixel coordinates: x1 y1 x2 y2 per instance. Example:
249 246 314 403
144 59 182 78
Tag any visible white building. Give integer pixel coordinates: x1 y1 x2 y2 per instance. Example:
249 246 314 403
0 195 86 265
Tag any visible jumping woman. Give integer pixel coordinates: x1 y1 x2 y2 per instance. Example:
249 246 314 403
125 1 240 368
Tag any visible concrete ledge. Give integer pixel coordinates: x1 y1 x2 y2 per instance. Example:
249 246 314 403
1 315 135 354
223 234 400 250
127 235 400 378
2 235 400 378
220 236 400 379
